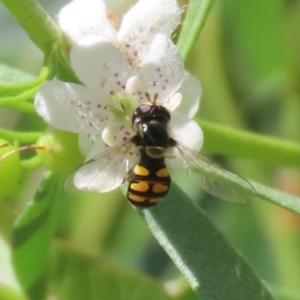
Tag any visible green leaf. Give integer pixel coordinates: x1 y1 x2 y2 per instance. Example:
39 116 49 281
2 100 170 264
177 0 215 62
0 285 27 300
0 236 27 300
0 127 42 144
250 181 300 216
224 0 287 81
199 119 300 168
0 86 40 106
51 242 174 300
0 64 48 113
12 172 62 300
0 64 34 86
0 65 48 96
136 183 276 300
0 1 78 83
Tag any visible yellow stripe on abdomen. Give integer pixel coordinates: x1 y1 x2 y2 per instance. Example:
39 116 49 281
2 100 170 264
156 168 169 178
130 182 149 192
152 183 169 194
134 165 150 176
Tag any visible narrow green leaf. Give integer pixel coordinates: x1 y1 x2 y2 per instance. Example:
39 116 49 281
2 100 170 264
0 102 36 113
0 65 49 96
0 64 34 86
178 289 199 300
0 86 40 106
136 183 276 300
0 128 42 144
0 236 27 300
199 119 300 168
250 181 300 216
12 172 62 300
224 0 286 81
20 156 44 174
177 0 215 62
0 286 27 300
51 242 174 300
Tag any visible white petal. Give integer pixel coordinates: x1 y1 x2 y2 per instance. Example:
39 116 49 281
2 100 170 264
74 138 140 192
71 35 134 96
166 112 203 169
165 147 184 169
78 133 100 157
84 133 110 161
59 0 117 43
125 75 148 103
34 80 113 134
102 122 136 147
176 72 202 118
140 34 185 104
118 0 181 68
169 111 203 152
163 92 182 112
126 75 146 94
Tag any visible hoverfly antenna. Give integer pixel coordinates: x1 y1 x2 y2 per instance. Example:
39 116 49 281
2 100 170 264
145 92 151 103
121 103 126 112
145 92 159 104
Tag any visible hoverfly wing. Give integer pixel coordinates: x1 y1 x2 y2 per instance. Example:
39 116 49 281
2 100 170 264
174 141 256 203
65 140 140 194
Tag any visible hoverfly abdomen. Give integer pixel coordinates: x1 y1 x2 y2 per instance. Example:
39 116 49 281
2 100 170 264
127 150 171 208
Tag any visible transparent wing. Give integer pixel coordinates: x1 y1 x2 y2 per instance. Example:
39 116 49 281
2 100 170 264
65 140 140 194
174 141 256 203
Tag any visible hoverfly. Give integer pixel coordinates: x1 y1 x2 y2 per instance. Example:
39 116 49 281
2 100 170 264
67 100 256 208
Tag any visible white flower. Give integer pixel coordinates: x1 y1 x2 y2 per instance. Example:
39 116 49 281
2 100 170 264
59 0 181 69
35 0 203 193
35 32 202 192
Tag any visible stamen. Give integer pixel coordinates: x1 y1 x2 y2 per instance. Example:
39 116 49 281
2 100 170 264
0 145 46 164
0 143 9 149
106 11 118 29
65 44 72 54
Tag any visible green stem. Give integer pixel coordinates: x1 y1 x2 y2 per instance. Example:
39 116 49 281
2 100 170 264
0 86 40 105
0 67 49 96
177 0 215 62
199 119 300 168
0 0 61 54
0 128 42 143
1 102 36 113
20 155 43 173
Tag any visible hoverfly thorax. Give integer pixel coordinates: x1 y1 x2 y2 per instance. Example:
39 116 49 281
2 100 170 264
132 103 171 158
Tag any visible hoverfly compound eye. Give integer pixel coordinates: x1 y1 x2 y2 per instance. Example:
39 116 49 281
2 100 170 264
145 146 166 158
132 104 171 127
132 104 152 124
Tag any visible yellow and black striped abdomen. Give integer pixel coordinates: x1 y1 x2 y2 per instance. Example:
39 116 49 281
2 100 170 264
127 156 170 208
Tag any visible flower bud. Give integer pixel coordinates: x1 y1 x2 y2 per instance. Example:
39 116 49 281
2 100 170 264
36 128 84 174
0 139 21 200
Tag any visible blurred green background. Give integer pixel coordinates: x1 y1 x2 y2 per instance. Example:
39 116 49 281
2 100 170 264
1 0 300 299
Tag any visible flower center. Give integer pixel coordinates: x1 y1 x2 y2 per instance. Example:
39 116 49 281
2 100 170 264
109 92 140 121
